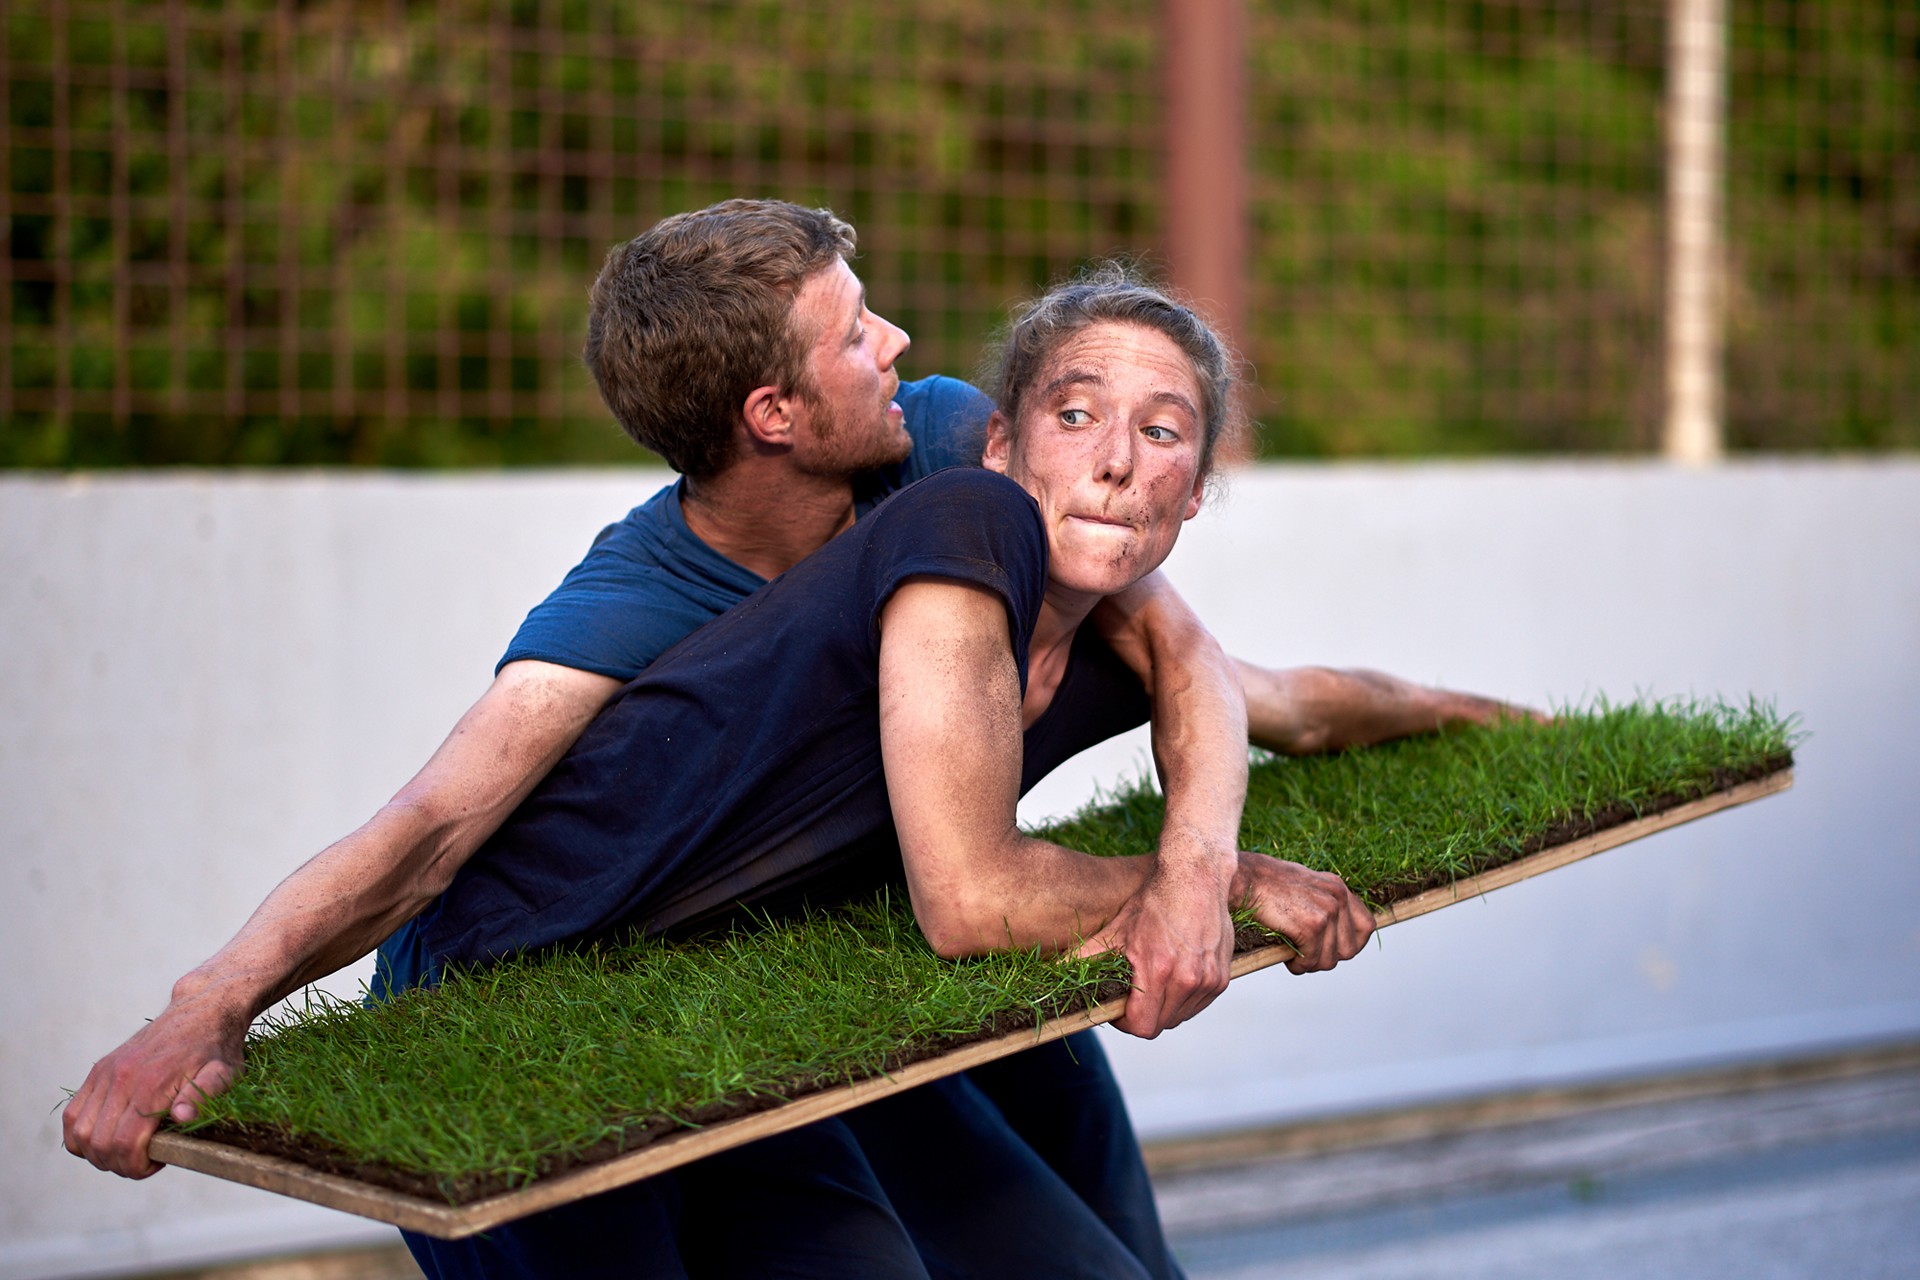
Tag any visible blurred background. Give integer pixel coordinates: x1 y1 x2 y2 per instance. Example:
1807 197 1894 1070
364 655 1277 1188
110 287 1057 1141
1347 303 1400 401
3 1 1917 1278
2 0 1914 466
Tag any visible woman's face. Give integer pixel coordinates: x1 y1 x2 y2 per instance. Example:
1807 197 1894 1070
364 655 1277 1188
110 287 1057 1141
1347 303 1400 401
983 320 1208 603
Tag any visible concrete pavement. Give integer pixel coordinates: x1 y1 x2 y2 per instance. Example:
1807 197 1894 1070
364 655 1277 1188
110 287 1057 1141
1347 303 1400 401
1157 1057 1920 1279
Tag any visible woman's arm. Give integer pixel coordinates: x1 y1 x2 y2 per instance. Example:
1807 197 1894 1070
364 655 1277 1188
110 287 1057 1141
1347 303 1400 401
879 579 1154 954
1239 662 1541 755
1086 572 1245 1037
878 579 1371 1030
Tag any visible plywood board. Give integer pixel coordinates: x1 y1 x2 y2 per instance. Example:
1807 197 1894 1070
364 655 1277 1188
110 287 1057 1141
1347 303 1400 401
149 768 1792 1238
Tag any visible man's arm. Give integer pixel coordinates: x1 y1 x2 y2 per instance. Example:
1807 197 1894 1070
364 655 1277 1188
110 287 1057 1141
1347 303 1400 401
877 580 1370 1006
1240 662 1540 756
1084 572 1246 1038
61 659 620 1179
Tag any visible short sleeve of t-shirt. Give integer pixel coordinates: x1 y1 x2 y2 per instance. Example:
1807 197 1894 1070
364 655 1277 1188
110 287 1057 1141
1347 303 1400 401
845 467 1047 692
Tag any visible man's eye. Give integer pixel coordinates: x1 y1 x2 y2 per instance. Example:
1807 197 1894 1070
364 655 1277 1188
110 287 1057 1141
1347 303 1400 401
1060 408 1090 426
1142 424 1177 441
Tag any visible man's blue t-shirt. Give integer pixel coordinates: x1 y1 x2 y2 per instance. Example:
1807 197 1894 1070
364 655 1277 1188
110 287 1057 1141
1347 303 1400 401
498 375 991 681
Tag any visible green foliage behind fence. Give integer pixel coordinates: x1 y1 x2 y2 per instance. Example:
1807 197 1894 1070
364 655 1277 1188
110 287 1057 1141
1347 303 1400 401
3 0 1913 467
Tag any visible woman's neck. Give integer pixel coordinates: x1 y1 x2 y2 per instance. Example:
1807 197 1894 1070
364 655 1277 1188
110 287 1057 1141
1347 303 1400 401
1019 587 1101 729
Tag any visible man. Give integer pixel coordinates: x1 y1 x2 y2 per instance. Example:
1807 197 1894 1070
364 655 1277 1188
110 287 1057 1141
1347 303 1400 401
66 201 1522 1276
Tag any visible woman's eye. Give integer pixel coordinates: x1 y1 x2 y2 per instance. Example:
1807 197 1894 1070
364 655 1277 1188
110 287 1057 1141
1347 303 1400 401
1060 408 1091 426
1142 424 1177 442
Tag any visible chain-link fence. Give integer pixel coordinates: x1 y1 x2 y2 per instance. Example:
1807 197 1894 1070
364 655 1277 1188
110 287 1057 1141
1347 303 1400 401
1726 0 1916 449
1 0 1162 465
2 0 1913 466
1247 0 1670 455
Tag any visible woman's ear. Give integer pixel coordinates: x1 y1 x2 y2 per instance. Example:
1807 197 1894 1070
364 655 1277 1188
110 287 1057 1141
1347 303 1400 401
741 382 796 447
982 409 1012 473
1183 468 1206 521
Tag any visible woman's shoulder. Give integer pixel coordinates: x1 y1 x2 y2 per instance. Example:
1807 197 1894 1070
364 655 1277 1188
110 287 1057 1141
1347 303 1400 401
872 465 1035 524
854 467 1047 613
858 468 1043 566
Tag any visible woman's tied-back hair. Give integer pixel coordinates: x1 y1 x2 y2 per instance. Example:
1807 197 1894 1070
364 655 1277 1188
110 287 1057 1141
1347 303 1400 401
585 199 857 479
983 261 1243 477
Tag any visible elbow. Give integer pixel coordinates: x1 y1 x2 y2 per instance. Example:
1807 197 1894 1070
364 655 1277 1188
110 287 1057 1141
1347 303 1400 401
913 902 994 960
1249 708 1330 756
1274 728 1330 756
919 923 983 962
909 884 1012 960
1246 664 1341 755
371 795 468 900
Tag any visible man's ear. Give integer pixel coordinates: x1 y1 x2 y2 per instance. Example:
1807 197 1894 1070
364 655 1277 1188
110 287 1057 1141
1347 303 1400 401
741 383 797 448
981 409 1012 474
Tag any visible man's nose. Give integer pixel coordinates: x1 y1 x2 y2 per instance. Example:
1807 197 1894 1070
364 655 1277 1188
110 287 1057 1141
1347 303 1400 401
873 312 910 369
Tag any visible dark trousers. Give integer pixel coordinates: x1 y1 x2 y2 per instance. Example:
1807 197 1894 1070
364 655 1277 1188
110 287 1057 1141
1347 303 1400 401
402 1033 1181 1280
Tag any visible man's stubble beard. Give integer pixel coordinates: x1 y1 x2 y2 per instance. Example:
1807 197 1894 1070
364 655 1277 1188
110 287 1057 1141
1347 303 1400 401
794 380 911 478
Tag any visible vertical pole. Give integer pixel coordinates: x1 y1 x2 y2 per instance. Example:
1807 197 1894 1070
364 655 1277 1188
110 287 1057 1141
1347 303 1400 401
1664 0 1726 463
1162 0 1248 423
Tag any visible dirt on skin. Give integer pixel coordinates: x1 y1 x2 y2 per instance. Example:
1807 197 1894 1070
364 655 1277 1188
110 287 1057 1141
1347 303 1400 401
181 757 1791 1208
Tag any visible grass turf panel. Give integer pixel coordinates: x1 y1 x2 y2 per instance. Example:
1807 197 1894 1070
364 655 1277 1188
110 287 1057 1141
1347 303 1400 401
1043 696 1796 911
177 697 1795 1204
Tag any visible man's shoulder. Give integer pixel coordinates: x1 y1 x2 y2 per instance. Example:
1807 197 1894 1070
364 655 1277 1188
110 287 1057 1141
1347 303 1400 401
897 374 992 423
495 479 761 681
891 376 993 483
573 482 755 590
581 481 682 566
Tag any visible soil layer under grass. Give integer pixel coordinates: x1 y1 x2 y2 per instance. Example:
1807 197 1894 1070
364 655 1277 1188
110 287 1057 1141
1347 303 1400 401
175 699 1796 1207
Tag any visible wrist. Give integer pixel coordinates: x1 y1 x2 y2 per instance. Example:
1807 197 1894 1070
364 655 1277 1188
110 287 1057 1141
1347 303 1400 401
168 964 265 1032
1152 823 1239 887
1436 689 1501 727
1228 850 1264 907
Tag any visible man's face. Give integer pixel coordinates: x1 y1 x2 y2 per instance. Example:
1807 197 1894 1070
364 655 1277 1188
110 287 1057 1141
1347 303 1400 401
785 259 913 476
983 321 1207 603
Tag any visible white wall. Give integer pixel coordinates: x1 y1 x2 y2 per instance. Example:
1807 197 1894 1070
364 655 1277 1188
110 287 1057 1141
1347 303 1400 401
3 460 1916 1277
1045 461 1920 1138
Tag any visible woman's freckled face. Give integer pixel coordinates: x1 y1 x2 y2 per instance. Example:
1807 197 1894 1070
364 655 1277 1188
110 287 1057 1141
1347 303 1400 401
984 321 1207 602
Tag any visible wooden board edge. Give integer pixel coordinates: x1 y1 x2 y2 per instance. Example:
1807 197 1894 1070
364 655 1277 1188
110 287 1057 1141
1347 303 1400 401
150 1130 471 1237
154 1001 1134 1239
444 1001 1131 1233
1229 767 1793 980
162 766 1794 1236
1377 767 1794 927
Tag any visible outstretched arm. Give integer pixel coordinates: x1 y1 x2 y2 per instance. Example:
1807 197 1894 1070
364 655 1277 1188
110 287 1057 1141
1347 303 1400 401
1240 662 1540 756
878 579 1369 1022
62 659 620 1179
1085 572 1246 1038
